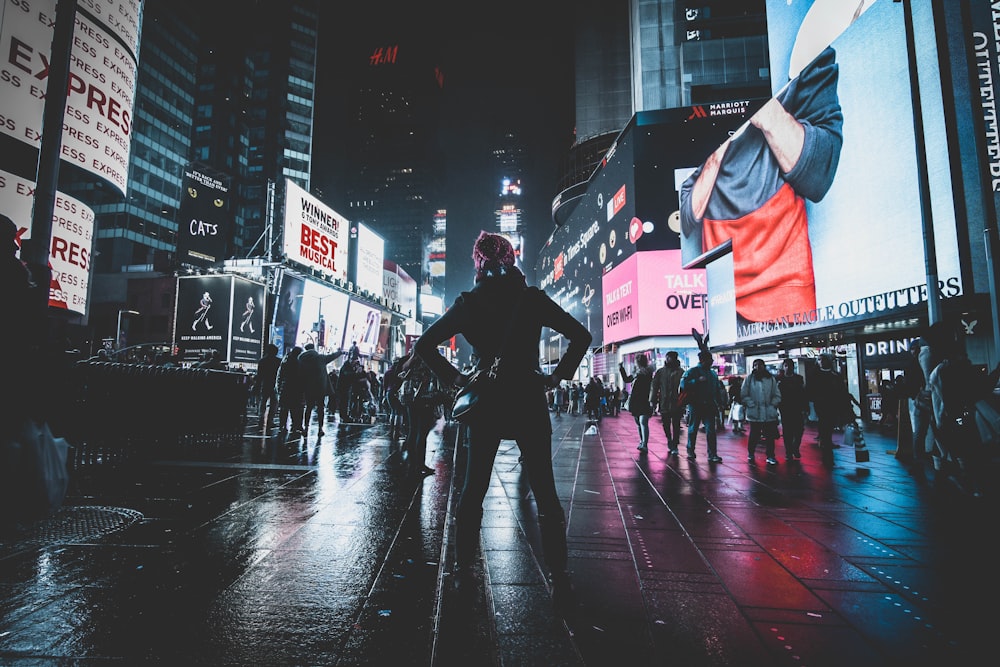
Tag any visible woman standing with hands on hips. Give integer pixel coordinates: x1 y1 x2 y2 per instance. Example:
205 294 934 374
414 232 592 615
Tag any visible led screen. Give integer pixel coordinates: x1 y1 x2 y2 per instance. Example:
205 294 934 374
343 299 382 358
683 0 963 345
283 179 349 282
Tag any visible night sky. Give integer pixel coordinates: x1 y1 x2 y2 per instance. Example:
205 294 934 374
313 1 575 295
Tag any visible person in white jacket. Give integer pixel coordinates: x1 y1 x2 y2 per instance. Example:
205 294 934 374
740 359 782 465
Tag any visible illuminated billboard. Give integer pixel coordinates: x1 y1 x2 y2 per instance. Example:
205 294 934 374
383 259 417 318
682 0 965 345
176 165 230 268
283 179 349 282
0 0 141 194
174 274 266 366
602 250 708 345
2 170 94 315
537 105 750 356
271 274 350 354
343 298 382 358
355 222 385 296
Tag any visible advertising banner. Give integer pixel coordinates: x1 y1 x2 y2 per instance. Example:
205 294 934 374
383 259 417 318
272 272 304 356
283 179 349 283
230 277 265 367
343 298 382 358
0 0 141 194
176 165 230 268
602 250 708 345
1 169 94 315
355 222 384 296
684 0 963 345
295 280 349 352
174 275 233 364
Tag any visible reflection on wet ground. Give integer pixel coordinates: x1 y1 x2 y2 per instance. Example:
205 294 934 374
1 410 996 665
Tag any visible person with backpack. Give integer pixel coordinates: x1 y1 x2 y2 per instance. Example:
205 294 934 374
680 350 727 463
650 351 684 456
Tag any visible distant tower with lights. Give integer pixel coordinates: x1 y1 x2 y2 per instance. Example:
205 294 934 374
491 129 527 264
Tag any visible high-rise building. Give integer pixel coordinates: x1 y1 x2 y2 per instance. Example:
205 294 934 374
491 129 526 263
338 35 445 289
191 0 320 260
557 0 770 221
71 0 319 351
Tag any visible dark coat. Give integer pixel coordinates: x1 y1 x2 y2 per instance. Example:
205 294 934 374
298 348 343 400
620 364 653 416
414 271 591 438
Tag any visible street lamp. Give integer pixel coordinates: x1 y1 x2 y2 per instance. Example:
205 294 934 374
117 309 139 352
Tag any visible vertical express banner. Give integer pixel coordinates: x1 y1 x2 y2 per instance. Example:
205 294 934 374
0 0 141 194
176 166 230 268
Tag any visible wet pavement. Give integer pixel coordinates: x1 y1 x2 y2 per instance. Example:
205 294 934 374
1 407 997 666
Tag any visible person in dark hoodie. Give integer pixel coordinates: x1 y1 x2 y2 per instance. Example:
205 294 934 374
413 231 591 616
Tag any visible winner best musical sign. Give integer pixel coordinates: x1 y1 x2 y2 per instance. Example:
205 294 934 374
282 178 349 283
0 0 141 195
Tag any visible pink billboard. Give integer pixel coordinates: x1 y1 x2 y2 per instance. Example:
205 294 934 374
603 250 707 344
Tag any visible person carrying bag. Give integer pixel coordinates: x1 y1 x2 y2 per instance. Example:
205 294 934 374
413 232 591 617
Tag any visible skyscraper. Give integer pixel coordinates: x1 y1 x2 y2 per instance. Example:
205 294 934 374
337 34 445 289
81 0 319 349
191 0 320 260
558 0 770 215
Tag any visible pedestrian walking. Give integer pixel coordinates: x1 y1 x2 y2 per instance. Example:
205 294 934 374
680 350 726 463
777 359 808 461
399 354 445 476
808 353 857 467
619 354 654 451
253 343 281 430
742 358 782 465
727 375 746 434
276 346 305 434
298 343 344 436
650 351 685 455
413 231 591 616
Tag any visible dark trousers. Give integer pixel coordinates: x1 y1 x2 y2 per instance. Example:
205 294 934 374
259 390 278 427
404 402 437 469
660 408 682 447
455 422 567 575
781 413 805 457
685 405 718 457
747 421 777 458
303 394 325 428
278 399 303 431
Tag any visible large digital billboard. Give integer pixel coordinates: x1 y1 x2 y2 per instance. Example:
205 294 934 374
355 222 385 296
176 165 230 269
282 179 349 283
681 0 964 345
602 250 708 345
343 298 382 358
537 105 755 358
174 274 266 366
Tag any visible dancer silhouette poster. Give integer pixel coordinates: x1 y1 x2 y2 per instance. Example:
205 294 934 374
231 277 266 366
174 275 232 364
